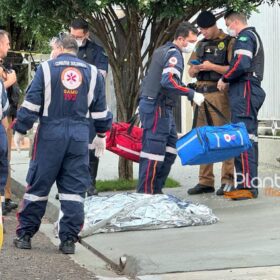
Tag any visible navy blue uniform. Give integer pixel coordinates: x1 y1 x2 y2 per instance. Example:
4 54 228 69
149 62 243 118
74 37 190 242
78 39 109 193
0 80 9 205
138 42 195 194
14 53 112 242
222 27 266 190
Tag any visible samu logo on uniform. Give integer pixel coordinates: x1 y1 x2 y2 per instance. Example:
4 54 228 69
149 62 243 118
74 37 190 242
61 67 82 101
61 67 82 90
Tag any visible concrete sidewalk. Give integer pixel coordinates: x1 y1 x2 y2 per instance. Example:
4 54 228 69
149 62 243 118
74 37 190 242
10 140 280 278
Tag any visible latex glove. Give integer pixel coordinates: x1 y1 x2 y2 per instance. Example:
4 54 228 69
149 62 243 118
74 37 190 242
91 135 106 158
193 92 205 106
14 131 24 153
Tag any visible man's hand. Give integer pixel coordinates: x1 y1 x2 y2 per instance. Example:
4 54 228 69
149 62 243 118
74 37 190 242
91 135 106 157
193 92 205 106
14 131 24 153
217 78 228 92
188 65 200 77
198 60 214 71
3 70 17 89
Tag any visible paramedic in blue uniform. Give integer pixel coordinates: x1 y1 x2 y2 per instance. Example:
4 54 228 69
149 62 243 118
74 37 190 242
137 22 205 194
218 11 266 200
0 30 14 214
70 18 109 196
0 68 9 212
13 34 112 254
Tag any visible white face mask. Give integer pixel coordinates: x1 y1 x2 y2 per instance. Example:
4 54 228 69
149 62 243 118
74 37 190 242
182 42 195 53
76 39 84 47
227 27 237 37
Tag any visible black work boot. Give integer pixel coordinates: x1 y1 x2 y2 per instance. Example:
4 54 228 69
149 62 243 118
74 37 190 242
187 184 215 195
5 199 18 211
216 184 235 196
59 239 76 254
14 234 32 249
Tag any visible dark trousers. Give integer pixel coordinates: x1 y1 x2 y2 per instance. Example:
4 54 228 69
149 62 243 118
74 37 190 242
137 98 177 194
229 79 265 189
0 124 8 209
16 120 91 242
89 149 99 189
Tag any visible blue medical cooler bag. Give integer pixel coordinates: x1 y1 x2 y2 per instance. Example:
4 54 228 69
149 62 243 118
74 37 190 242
176 101 252 166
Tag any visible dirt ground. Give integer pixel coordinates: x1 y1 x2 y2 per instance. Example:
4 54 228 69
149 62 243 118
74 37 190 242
0 212 97 280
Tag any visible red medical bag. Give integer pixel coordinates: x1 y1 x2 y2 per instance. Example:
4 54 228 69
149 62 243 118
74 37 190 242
106 120 143 162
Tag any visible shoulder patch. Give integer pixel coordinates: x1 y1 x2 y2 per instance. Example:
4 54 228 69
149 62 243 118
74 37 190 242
168 56 178 65
238 36 248 42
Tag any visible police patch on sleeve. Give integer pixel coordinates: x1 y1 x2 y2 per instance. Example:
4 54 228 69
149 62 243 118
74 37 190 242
238 36 248 42
169 57 178 65
61 67 82 89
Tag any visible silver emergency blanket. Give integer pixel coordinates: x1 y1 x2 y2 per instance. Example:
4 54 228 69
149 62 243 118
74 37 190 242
80 193 218 238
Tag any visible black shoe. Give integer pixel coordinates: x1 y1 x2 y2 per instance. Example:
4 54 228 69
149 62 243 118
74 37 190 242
2 205 8 216
59 239 76 254
5 199 18 211
187 184 215 195
87 186 98 196
216 184 235 196
14 235 32 249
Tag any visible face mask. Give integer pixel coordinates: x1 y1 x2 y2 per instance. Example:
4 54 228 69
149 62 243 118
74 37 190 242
227 27 237 37
182 42 195 53
76 39 84 47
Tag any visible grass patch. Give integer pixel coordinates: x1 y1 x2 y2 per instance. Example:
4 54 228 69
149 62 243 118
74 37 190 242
96 177 180 192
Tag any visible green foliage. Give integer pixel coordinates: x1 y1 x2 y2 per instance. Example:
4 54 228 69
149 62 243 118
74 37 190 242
96 177 180 192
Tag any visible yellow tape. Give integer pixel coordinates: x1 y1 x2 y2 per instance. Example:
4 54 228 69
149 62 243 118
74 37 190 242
0 196 3 250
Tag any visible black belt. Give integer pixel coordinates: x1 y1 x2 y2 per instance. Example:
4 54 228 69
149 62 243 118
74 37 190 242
196 85 218 93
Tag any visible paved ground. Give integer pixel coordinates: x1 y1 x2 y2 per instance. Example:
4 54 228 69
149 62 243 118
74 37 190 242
5 138 280 278
1 213 97 280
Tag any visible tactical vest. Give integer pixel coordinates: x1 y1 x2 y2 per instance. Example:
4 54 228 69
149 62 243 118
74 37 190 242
141 44 175 98
246 29 264 82
196 35 232 82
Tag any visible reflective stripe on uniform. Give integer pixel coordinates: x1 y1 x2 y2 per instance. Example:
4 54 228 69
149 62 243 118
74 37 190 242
23 193 48 202
88 65 97 107
42 61 51 117
140 151 164 161
166 146 177 154
59 193 84 203
91 108 108 119
162 67 181 79
22 100 41 112
234 49 253 58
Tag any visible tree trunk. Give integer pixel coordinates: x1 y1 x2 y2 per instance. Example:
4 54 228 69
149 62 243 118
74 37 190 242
118 157 133 180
